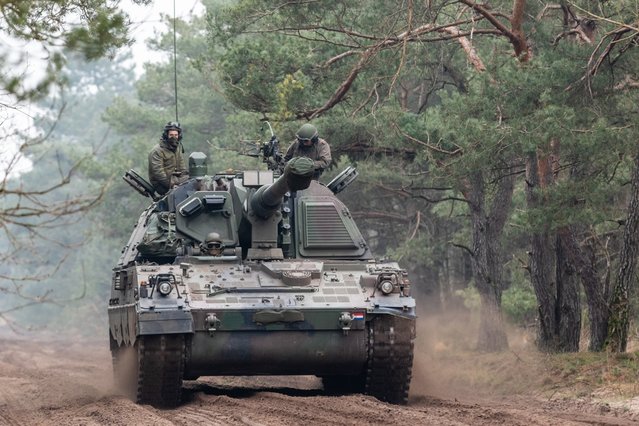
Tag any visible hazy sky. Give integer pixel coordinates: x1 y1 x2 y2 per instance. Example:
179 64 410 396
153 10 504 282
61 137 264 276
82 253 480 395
0 1 204 178
126 0 204 76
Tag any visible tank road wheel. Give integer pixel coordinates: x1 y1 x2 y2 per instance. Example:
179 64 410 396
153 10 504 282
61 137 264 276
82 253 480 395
364 315 416 404
137 334 186 408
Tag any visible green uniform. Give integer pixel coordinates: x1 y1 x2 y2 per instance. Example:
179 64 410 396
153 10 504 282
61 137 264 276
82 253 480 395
148 139 188 195
284 138 331 179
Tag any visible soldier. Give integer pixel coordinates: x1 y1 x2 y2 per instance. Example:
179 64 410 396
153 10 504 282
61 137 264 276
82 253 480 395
148 121 189 195
284 123 331 179
200 232 225 256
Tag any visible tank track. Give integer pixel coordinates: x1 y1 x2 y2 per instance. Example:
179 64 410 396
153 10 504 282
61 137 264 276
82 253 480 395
364 315 415 404
136 334 186 408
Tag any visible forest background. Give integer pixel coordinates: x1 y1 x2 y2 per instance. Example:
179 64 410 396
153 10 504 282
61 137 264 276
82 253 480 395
1 0 638 355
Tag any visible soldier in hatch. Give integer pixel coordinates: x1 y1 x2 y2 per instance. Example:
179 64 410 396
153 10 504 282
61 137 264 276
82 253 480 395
148 121 189 195
283 123 331 179
200 232 225 256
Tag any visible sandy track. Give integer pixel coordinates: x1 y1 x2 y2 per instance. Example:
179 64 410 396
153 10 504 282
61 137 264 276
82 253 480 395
0 337 635 426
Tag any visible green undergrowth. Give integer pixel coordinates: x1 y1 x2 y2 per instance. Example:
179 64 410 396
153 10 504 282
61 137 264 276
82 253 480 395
541 351 639 398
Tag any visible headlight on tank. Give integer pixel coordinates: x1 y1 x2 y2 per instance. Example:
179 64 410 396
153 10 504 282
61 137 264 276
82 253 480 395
379 280 394 295
158 281 173 296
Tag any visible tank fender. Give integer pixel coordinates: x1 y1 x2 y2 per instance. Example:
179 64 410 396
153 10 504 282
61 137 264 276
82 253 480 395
136 309 194 335
108 303 137 347
369 307 417 321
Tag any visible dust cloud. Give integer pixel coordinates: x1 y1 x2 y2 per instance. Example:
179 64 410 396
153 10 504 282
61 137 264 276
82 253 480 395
408 302 547 402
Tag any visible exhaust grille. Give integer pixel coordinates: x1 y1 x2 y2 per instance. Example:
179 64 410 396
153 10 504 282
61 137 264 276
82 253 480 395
303 202 357 249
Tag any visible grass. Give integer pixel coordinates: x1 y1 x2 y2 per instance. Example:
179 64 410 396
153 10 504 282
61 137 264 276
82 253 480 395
542 351 639 399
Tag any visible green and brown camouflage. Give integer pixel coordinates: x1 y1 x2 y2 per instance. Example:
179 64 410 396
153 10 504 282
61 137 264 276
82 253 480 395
109 149 416 408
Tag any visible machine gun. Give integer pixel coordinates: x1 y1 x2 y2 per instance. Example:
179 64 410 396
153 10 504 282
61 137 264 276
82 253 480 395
242 121 286 173
261 134 284 173
259 121 286 173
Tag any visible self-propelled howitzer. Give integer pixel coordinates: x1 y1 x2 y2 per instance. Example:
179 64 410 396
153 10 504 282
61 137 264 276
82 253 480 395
109 153 416 408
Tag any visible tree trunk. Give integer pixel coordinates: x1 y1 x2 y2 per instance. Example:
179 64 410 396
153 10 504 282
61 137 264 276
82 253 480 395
525 150 582 352
556 233 581 352
525 152 552 348
528 229 558 351
606 153 639 352
525 149 556 350
465 170 514 351
559 227 609 351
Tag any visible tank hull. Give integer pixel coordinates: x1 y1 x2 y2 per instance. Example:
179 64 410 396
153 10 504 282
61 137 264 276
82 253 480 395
110 255 416 405
186 329 367 376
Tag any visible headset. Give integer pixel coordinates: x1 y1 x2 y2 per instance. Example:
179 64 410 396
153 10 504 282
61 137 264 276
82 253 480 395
304 134 319 144
162 121 183 142
296 127 319 144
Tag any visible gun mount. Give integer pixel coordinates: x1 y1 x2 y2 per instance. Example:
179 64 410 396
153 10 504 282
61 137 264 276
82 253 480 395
251 157 314 219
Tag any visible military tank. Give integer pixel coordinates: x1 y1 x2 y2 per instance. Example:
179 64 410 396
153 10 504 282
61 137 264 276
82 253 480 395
109 135 416 407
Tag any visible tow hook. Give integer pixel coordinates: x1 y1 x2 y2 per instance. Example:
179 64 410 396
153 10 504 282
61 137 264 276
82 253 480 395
205 313 221 336
339 312 353 335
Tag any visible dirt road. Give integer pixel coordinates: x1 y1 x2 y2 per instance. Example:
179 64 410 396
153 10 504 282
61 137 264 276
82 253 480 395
0 336 636 426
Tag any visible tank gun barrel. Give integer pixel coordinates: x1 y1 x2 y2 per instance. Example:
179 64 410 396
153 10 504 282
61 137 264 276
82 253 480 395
250 157 314 219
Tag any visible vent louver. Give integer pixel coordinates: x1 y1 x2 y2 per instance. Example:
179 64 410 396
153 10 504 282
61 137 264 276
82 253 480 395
303 202 357 249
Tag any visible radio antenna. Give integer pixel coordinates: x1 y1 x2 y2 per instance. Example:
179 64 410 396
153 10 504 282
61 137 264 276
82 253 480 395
172 0 179 122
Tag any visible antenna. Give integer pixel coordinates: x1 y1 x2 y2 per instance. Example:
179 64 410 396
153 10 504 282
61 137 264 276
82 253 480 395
173 0 179 122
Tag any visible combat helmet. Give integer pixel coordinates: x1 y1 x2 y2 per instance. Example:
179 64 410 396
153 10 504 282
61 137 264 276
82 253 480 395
162 121 183 141
200 232 224 255
296 123 319 144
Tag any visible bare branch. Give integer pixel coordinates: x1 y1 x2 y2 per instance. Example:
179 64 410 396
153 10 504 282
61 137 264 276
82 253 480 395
451 241 474 257
372 180 468 204
393 123 463 156
440 26 486 72
388 0 414 97
615 75 639 91
408 211 421 241
309 47 378 119
566 26 637 92
568 2 639 33
458 0 530 59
